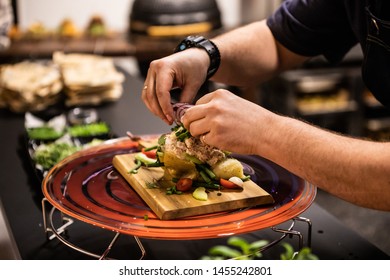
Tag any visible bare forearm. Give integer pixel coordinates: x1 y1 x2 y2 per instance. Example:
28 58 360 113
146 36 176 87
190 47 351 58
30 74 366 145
260 115 390 210
211 20 307 87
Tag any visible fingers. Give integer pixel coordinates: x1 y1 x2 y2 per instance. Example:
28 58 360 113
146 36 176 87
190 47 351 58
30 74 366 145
181 90 233 148
181 105 210 137
141 67 174 125
179 83 203 104
141 73 154 115
155 71 175 124
180 91 221 137
200 131 217 147
194 92 215 105
181 90 223 130
141 50 210 125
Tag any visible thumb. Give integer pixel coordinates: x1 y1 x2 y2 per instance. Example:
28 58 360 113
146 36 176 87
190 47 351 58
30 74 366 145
195 91 216 105
179 83 204 104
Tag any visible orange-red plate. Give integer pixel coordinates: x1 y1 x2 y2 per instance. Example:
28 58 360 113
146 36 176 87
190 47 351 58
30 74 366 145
42 138 316 240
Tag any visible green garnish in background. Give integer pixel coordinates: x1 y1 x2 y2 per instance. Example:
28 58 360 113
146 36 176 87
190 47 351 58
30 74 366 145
27 126 64 141
68 122 110 137
34 142 80 169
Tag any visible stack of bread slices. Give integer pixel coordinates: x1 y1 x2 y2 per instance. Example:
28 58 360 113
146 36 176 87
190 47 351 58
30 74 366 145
53 51 124 107
0 62 62 112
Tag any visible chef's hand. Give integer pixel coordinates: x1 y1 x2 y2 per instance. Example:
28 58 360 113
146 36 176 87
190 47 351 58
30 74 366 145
141 48 210 125
181 89 276 155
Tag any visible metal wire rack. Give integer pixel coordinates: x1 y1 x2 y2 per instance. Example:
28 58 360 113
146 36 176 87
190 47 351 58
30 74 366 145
41 197 312 260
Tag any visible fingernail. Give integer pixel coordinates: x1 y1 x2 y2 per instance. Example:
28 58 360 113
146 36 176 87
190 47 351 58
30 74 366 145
166 114 173 124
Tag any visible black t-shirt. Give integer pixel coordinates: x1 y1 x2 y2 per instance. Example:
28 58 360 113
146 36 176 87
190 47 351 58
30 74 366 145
267 0 390 107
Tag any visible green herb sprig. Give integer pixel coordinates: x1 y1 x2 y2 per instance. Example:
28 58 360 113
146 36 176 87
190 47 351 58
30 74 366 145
201 237 318 260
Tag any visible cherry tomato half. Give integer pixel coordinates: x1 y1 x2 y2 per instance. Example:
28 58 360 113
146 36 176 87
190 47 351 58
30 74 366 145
220 178 240 189
141 148 157 159
176 178 193 192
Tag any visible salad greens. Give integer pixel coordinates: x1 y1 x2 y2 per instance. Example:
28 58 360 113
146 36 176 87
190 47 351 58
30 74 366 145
34 142 80 169
26 112 113 174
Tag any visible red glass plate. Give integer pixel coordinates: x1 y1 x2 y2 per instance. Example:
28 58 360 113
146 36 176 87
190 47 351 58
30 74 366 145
42 138 316 240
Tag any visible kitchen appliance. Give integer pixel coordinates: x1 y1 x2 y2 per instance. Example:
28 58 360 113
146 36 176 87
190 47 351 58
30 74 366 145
128 0 222 77
129 0 222 37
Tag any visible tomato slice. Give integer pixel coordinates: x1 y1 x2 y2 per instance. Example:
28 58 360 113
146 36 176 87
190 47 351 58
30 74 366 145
141 148 157 159
220 178 240 189
176 178 193 192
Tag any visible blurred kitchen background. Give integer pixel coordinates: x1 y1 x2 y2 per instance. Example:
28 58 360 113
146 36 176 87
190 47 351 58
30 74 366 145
1 0 389 257
14 0 279 30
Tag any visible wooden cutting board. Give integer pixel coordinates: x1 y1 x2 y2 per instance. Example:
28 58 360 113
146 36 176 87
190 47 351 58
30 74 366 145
113 153 274 220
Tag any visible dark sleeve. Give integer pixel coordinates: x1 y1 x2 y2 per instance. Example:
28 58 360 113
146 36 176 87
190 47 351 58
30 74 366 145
266 0 358 64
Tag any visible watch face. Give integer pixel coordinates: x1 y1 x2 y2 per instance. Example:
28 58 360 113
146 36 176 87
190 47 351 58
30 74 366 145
176 36 205 52
177 42 188 52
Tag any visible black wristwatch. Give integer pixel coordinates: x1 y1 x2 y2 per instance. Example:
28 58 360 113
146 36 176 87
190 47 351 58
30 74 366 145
174 35 221 80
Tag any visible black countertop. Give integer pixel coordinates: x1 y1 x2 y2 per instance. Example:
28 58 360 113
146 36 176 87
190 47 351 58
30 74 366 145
0 62 388 260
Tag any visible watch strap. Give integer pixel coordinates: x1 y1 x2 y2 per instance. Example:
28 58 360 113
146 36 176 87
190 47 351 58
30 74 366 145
174 35 221 80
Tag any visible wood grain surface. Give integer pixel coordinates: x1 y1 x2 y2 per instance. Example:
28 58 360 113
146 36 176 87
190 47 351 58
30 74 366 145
113 153 274 220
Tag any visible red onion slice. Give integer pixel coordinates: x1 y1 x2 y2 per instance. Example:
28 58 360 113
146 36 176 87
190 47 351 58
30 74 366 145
172 102 193 124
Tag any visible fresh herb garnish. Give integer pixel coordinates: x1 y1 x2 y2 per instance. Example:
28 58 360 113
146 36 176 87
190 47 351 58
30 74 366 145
128 159 142 174
166 186 182 195
173 125 192 141
145 181 158 189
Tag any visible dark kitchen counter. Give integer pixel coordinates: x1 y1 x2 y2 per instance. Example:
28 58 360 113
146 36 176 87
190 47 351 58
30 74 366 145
0 30 224 64
0 59 388 260
0 33 171 62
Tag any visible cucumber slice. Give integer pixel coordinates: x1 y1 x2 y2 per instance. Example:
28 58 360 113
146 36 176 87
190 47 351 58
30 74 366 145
192 187 208 201
135 152 157 165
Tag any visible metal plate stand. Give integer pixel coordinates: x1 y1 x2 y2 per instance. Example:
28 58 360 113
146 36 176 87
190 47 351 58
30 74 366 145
42 198 312 260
